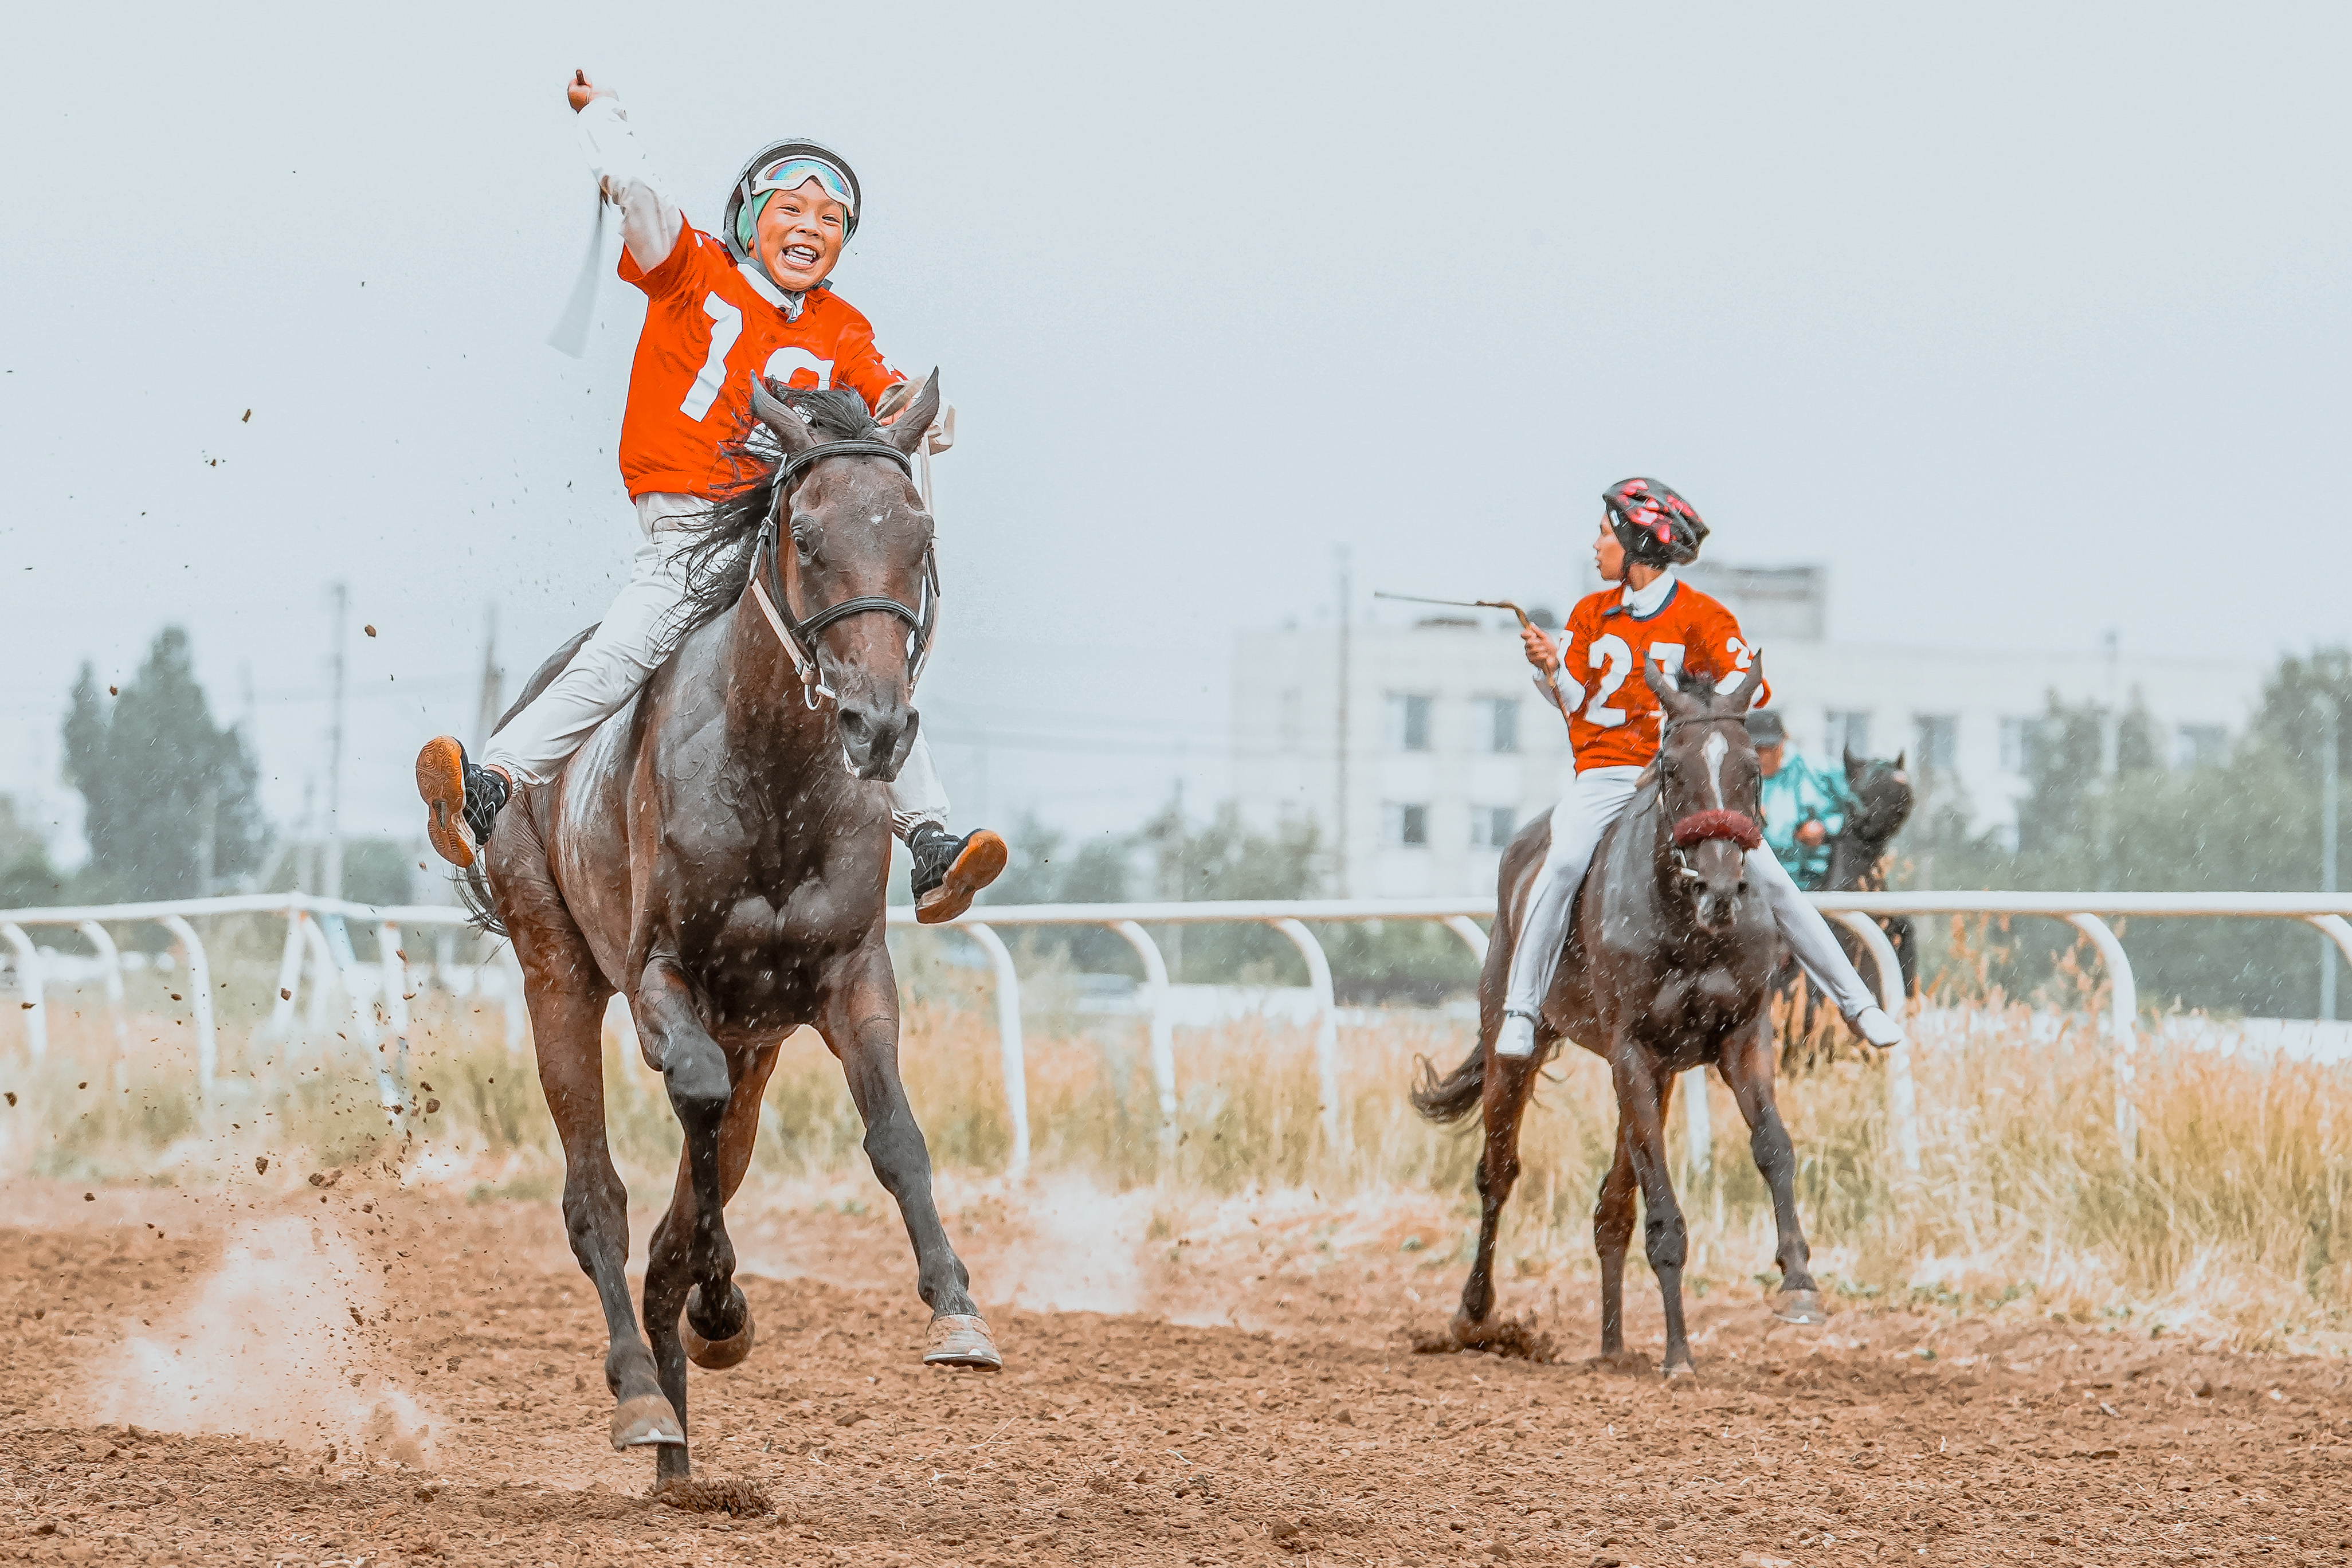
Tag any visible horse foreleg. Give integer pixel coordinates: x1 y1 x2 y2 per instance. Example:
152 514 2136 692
817 939 997 1369
1593 1122 1638 1362
1452 1048 1543 1342
1612 1053 1695 1377
1720 1014 1824 1324
634 955 746 1481
520 931 676 1454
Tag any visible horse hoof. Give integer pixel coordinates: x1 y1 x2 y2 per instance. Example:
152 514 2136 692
681 1285 754 1371
610 1393 685 1451
923 1312 1003 1370
1661 1358 1698 1380
1773 1288 1828 1326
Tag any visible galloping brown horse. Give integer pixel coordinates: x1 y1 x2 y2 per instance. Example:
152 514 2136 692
468 372 997 1481
1413 657 1825 1375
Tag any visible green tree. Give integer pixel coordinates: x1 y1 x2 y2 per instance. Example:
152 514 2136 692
62 628 269 901
0 795 67 910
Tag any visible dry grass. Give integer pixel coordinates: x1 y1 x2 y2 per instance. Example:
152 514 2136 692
3 959 2347 1351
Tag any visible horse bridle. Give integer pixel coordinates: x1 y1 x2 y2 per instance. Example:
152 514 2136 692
746 437 940 709
1656 714 1766 882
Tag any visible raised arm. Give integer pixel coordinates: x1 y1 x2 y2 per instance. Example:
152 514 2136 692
566 71 683 275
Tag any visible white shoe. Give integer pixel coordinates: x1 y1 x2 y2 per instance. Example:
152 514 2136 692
1847 1005 1905 1049
1495 1013 1538 1059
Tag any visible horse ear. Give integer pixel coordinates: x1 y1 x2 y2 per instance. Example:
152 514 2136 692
1894 749 1907 772
1844 747 1864 782
1643 653 1699 718
884 369 943 458
1723 654 1765 717
748 375 817 455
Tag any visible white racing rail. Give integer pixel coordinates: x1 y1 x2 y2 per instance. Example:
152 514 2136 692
6 891 2352 1173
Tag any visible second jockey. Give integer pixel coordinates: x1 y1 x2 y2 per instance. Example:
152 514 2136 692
1498 479 1904 1059
416 72 1006 924
1746 708 1851 891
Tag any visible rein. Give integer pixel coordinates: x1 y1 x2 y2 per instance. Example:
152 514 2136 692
746 437 940 709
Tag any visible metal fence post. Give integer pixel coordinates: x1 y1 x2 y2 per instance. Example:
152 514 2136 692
1 922 45 1063
269 907 305 1038
1110 920 1177 1139
156 915 217 1105
1829 911 1918 1174
379 922 411 1102
959 922 1031 1176
75 920 128 1071
1271 918 1344 1150
2064 912 2139 1160
1441 915 1489 965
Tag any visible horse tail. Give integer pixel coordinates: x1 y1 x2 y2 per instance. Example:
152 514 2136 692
452 863 507 940
1410 1044 1487 1126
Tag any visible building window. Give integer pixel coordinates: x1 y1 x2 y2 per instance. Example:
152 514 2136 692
1385 802 1430 847
1469 805 1516 848
2176 724 2227 770
1914 714 1958 774
1824 709 1872 760
2000 716 2043 774
1486 697 1520 754
1386 692 1433 752
1277 688 1302 750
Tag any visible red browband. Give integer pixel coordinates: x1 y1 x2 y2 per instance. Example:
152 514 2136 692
1671 810 1763 852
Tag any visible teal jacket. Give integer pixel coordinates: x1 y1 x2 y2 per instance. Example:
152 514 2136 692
1761 754 1851 891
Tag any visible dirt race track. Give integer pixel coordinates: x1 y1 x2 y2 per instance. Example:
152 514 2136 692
2 1179 2347 1568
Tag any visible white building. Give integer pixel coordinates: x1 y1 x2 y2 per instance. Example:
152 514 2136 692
1232 564 2267 899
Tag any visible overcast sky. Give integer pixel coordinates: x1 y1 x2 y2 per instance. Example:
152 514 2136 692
3 2 2346 857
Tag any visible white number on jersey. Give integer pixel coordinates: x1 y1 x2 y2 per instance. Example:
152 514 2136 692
762 345 836 390
1584 634 1634 727
679 293 744 421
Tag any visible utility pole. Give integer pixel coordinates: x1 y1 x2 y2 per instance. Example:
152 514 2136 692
324 582 348 901
1334 544 1352 897
2325 699 2340 1021
473 601 504 751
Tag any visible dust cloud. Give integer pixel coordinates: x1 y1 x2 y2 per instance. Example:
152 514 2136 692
84 1209 441 1468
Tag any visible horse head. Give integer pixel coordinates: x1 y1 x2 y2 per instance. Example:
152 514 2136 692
746 371 943 781
1644 654 1767 935
1827 750 1915 888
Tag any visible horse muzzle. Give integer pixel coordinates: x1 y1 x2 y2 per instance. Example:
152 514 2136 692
836 697 916 782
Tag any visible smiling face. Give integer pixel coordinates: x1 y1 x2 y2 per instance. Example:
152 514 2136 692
754 178 848 291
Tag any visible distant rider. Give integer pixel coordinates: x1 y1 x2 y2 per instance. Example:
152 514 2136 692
415 71 1006 923
1497 479 1904 1059
1747 708 1852 891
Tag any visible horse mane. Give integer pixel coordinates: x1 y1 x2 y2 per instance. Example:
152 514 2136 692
665 385 885 640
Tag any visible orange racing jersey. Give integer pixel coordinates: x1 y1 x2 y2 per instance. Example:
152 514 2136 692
616 224 905 499
1559 575 1770 772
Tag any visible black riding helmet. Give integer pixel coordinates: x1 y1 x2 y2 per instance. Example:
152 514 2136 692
1603 477 1708 569
723 139 864 264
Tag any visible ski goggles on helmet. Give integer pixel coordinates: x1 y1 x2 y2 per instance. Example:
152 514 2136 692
747 156 857 216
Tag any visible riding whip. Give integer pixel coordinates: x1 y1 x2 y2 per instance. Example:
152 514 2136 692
1373 591 1573 720
544 190 609 358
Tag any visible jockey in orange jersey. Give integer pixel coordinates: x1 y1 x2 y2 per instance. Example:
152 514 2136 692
1495 478 1904 1059
416 71 1005 923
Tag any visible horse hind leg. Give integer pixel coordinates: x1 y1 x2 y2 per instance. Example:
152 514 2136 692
1451 1044 1545 1344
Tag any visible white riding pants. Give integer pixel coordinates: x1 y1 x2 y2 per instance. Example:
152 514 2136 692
480 493 951 837
1500 763 1878 1040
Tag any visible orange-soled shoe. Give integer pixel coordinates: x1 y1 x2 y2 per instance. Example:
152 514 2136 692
911 826 1008 925
418 736 511 870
